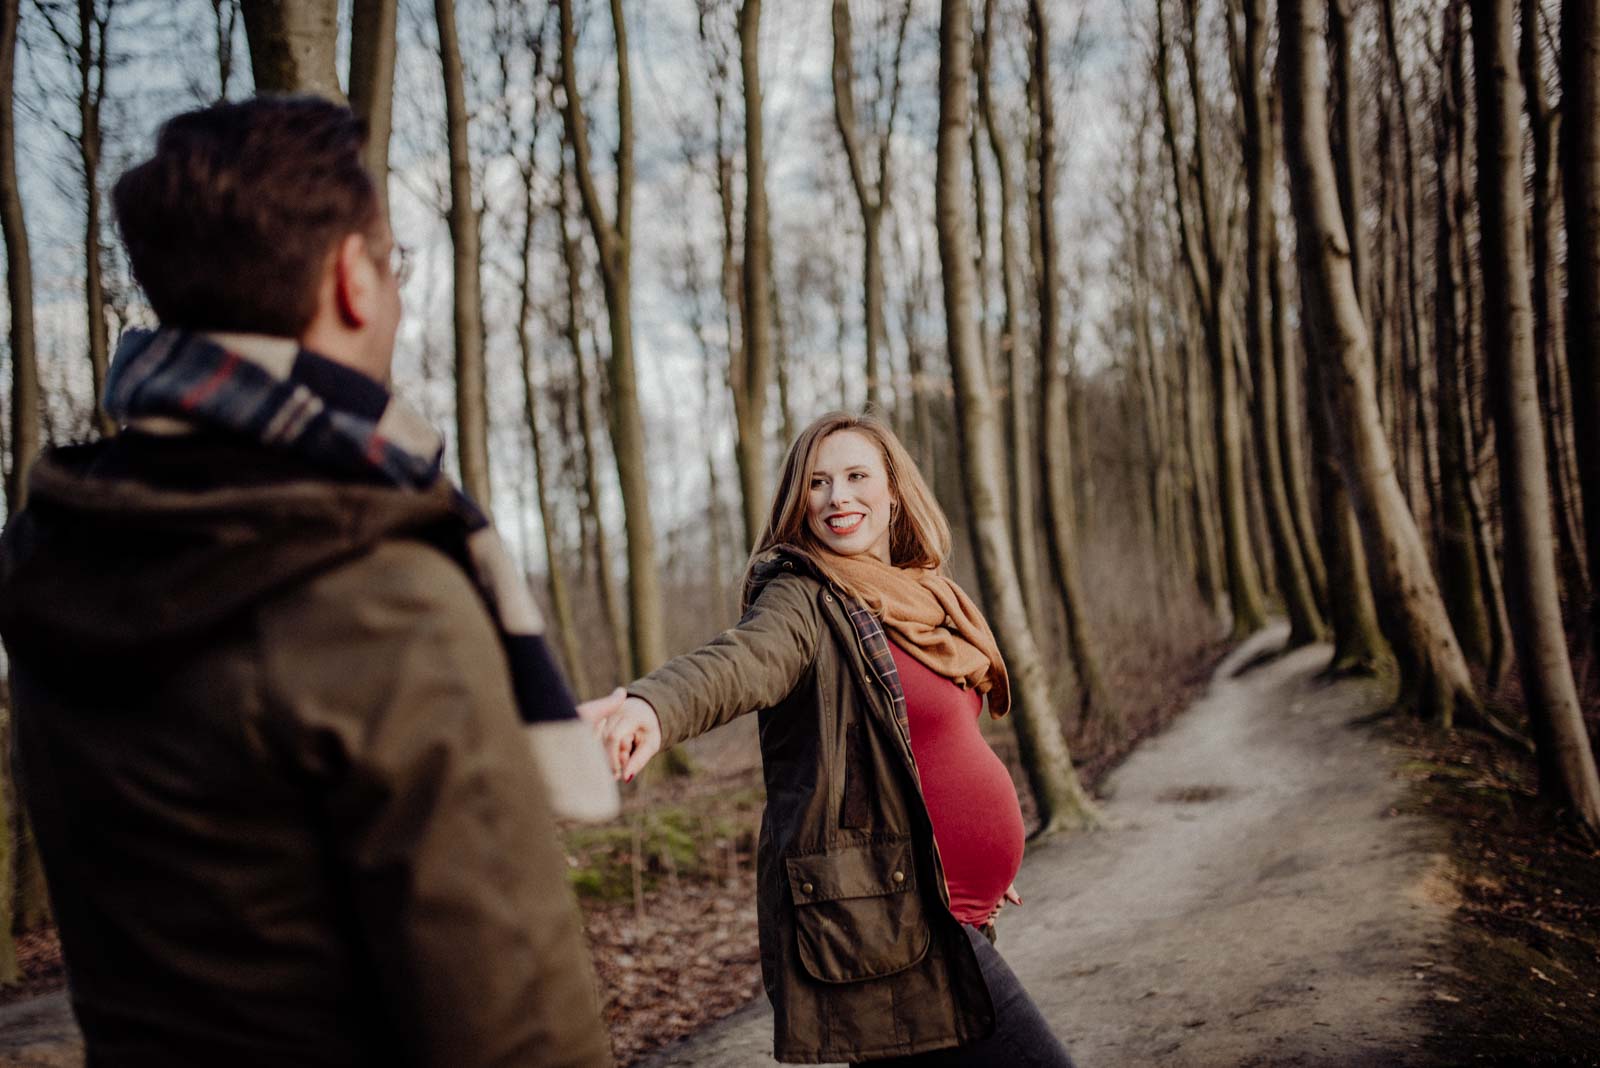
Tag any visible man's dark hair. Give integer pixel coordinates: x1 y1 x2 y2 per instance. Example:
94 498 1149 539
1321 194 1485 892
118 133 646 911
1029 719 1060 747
113 95 379 336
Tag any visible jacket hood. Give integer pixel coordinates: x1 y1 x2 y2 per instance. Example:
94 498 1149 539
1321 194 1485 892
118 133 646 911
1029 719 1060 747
0 442 460 672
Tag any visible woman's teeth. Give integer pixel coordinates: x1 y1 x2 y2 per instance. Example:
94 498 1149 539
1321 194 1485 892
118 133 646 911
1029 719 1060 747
828 515 864 534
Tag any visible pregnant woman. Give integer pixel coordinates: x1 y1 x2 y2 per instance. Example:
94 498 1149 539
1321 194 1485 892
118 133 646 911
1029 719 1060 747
594 412 1076 1067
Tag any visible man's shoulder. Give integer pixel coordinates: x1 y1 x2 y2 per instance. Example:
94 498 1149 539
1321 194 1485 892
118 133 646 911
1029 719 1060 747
267 538 487 633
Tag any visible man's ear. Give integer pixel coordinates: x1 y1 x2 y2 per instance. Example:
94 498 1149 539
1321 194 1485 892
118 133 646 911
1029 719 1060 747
332 232 378 329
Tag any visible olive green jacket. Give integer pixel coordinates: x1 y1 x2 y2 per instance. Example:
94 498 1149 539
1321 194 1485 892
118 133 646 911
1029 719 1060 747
628 551 994 1063
0 435 612 1068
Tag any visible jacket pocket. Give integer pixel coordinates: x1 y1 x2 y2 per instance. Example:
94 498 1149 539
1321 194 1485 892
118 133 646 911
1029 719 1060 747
784 836 930 984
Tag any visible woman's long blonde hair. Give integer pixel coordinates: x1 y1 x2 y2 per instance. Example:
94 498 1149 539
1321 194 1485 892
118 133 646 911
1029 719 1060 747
742 412 951 611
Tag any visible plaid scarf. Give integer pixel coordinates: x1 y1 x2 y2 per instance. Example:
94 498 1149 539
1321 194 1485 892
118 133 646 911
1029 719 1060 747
104 327 617 821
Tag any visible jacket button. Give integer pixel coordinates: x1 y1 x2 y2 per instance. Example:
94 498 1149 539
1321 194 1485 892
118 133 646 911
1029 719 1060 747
802 882 815 894
892 871 905 884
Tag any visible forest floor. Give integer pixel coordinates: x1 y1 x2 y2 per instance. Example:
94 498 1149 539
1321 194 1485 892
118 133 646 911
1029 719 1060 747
2 623 1597 1066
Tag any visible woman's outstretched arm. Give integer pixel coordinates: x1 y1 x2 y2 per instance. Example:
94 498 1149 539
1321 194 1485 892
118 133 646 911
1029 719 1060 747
598 573 822 778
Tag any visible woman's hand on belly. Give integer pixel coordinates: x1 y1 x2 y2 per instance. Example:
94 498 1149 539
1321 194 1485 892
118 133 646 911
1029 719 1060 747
988 882 1022 924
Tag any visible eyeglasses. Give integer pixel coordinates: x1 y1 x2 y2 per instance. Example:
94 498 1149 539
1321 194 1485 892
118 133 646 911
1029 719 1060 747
386 242 414 286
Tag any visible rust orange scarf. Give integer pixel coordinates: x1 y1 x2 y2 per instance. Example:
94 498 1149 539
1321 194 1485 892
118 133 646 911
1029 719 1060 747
821 550 1011 718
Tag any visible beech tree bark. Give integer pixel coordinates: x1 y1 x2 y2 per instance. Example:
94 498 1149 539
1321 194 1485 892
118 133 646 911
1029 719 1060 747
1471 0 1600 836
1235 0 1325 646
976 0 1043 630
1028 0 1109 727
240 0 341 98
1155 0 1269 638
1433 2 1494 672
1280 0 1477 724
433 0 491 513
558 163 632 681
1562 0 1600 639
2 0 36 513
559 0 666 678
831 0 912 415
734 0 772 549
348 0 397 219
936 0 1096 834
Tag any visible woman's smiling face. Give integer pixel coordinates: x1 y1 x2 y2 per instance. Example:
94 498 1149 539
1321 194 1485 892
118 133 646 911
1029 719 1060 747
807 430 895 563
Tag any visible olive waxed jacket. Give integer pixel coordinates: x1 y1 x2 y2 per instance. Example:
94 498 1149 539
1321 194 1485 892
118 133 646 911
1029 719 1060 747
627 550 995 1063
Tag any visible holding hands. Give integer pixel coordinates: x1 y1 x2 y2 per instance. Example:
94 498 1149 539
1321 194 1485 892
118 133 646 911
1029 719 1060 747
578 688 662 782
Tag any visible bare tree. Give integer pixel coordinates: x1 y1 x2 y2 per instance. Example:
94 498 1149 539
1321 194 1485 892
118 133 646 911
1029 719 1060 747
1234 0 1325 646
558 0 666 677
1154 0 1269 637
1280 0 1477 724
558 160 631 680
36 0 115 437
1563 0 1600 640
936 0 1096 834
240 0 341 97
832 0 912 414
1028 0 1108 726
2 0 36 513
1471 0 1600 836
212 0 241 99
1433 1 1494 671
433 0 491 511
733 0 771 549
348 0 397 219
976 0 1045 629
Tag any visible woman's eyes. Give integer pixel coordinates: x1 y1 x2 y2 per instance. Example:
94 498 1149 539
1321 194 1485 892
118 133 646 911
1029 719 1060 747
811 473 868 487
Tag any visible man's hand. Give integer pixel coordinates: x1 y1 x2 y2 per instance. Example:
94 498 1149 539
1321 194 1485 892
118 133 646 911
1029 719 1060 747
576 687 627 725
593 695 662 782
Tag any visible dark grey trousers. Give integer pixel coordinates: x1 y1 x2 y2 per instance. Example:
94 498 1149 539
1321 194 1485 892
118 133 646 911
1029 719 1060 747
854 924 1077 1067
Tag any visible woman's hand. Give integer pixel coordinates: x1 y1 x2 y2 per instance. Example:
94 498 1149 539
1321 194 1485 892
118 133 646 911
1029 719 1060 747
593 695 662 782
989 882 1023 924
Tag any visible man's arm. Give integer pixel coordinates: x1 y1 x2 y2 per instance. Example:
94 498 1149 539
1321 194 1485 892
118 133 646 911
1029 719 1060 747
260 540 612 1068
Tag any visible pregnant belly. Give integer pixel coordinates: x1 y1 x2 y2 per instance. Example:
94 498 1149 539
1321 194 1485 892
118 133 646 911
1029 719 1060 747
919 740 1026 926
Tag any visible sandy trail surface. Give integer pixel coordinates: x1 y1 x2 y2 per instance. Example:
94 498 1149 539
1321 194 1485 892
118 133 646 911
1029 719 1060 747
640 625 1456 1068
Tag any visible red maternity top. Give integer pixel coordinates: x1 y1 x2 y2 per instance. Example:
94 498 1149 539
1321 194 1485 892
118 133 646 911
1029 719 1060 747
888 642 1026 927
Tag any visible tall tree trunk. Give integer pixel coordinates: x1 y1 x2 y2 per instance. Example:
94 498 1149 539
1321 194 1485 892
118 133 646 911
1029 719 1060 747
1472 0 1600 836
976 0 1043 632
558 169 632 682
1328 0 1368 330
1155 0 1269 637
732 0 772 549
1238 0 1325 645
936 0 1096 834
212 0 241 99
831 0 911 416
241 0 341 97
1270 182 1327 606
560 0 665 678
1380 0 1439 542
348 0 397 220
1281 0 1477 724
2 0 36 513
75 0 113 437
518 183 586 698
0 0 25 983
1562 0 1600 640
1434 2 1494 672
1028 0 1109 726
434 0 491 512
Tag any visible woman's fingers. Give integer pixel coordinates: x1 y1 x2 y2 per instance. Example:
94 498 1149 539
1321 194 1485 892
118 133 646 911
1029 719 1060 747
620 730 658 782
1003 883 1023 907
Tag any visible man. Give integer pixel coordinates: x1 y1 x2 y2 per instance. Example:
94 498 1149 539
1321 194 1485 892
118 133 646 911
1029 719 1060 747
0 96 618 1066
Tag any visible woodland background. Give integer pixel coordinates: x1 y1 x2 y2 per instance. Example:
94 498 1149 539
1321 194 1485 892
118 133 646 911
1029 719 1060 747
0 0 1598 1062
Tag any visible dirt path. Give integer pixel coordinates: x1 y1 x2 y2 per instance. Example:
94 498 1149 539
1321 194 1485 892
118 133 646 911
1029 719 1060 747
641 625 1458 1067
